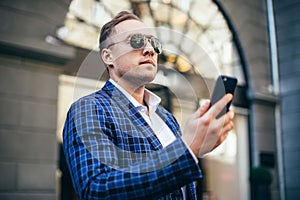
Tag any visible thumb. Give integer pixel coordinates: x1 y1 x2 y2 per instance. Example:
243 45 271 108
197 99 210 117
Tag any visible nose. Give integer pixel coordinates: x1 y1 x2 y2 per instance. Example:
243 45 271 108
142 39 155 56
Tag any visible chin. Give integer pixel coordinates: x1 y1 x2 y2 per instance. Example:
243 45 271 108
137 75 156 85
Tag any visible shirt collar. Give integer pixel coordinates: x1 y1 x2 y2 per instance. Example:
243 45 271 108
109 78 161 113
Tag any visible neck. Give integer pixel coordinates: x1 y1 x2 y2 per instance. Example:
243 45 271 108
113 78 146 106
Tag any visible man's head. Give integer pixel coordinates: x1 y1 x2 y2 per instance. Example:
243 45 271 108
99 11 162 87
99 11 141 53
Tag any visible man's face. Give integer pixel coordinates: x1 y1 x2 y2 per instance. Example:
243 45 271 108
105 20 159 86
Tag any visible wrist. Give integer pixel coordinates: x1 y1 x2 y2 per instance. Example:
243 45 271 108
181 137 199 163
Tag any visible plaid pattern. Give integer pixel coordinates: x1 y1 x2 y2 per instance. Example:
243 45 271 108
63 81 202 199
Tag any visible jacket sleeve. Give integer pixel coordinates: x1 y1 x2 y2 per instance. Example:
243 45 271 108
63 97 202 199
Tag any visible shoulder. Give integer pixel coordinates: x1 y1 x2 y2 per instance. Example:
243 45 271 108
67 89 111 116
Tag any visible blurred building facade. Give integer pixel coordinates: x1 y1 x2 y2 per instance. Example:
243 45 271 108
0 0 299 199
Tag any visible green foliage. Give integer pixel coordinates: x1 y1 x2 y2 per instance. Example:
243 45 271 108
249 166 273 185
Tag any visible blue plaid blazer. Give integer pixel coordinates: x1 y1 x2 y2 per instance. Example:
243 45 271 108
63 81 202 199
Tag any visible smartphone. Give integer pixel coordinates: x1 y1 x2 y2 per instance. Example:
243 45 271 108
210 75 237 118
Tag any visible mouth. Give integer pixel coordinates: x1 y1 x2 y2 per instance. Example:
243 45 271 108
139 60 155 66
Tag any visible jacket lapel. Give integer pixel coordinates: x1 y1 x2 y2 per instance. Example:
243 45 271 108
156 106 182 138
102 81 163 150
187 182 197 200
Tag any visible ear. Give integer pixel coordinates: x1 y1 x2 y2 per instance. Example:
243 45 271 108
101 48 114 66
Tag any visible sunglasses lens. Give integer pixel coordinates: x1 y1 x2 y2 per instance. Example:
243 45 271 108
130 34 162 54
151 37 162 54
130 34 145 49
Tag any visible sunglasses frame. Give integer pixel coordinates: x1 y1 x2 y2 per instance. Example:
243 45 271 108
106 33 162 54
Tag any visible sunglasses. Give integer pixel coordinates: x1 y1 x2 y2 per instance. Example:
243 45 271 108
107 33 162 54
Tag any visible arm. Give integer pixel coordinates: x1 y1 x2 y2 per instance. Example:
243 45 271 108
63 98 202 199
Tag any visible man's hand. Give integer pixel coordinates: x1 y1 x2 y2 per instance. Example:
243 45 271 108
182 94 235 157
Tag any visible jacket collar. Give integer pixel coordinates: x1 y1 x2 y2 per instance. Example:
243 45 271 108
101 80 163 150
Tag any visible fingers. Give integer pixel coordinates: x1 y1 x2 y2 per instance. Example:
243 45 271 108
192 100 210 119
216 110 234 133
213 131 229 149
199 100 211 117
209 110 234 149
209 94 233 118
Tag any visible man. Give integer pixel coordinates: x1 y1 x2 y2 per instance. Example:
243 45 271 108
63 11 234 199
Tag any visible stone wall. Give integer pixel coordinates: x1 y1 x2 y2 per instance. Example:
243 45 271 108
0 0 74 199
0 57 60 199
274 0 300 199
